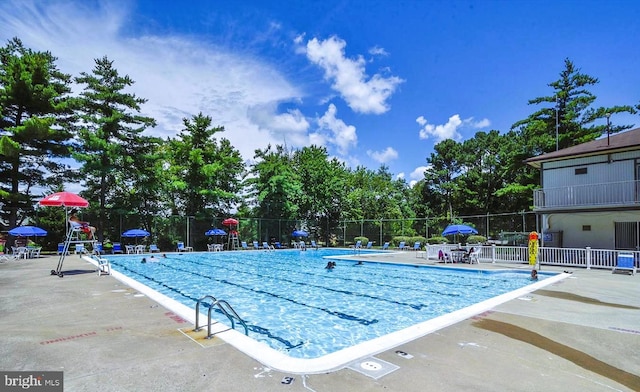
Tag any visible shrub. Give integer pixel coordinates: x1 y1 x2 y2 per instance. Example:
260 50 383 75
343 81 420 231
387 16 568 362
467 235 487 244
407 236 426 250
391 236 411 247
354 236 369 246
427 236 449 244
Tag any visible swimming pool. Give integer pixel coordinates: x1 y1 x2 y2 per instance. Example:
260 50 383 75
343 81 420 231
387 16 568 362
102 249 564 373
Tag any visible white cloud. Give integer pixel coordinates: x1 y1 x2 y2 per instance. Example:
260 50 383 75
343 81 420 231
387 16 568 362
410 165 429 180
247 103 310 147
368 46 388 57
0 0 306 162
367 147 398 163
316 104 357 155
464 117 491 129
418 114 463 142
407 166 429 188
417 114 490 142
304 36 403 114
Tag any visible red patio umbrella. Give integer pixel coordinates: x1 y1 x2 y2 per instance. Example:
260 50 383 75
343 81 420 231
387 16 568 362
222 218 238 226
39 191 91 242
39 191 89 208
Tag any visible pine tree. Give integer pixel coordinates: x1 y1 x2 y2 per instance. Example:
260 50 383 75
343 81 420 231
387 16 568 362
73 56 157 239
0 37 73 228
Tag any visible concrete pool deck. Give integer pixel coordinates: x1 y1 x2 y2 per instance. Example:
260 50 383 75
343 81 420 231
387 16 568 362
1 252 638 391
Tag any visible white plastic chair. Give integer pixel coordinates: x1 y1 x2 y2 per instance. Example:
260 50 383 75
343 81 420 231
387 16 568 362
29 247 42 258
93 255 111 276
13 246 29 259
469 248 482 264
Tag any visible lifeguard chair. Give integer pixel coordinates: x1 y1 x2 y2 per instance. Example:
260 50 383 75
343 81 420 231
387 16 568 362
228 230 240 250
52 221 96 278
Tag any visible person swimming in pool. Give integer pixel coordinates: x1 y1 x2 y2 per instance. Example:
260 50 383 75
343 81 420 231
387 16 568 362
530 269 538 280
325 261 335 269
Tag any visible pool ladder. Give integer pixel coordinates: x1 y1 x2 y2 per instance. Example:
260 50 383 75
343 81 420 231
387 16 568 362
194 295 248 339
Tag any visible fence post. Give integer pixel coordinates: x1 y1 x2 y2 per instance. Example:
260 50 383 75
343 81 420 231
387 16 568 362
586 247 591 270
491 244 496 263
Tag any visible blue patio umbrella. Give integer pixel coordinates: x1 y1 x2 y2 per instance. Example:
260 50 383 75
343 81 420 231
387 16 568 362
122 229 150 237
122 228 150 245
442 224 478 236
9 226 48 237
205 228 227 236
292 230 308 237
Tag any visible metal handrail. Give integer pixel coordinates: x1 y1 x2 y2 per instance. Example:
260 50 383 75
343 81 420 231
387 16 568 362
194 295 248 339
215 299 248 335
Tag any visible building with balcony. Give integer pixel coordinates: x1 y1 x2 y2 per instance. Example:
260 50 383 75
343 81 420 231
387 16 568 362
526 127 640 250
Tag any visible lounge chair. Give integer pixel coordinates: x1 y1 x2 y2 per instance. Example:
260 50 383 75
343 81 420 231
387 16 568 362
74 244 87 256
310 240 320 249
57 243 68 255
252 241 260 250
0 252 18 261
412 242 421 251
396 241 406 250
354 240 362 249
262 242 274 250
149 244 160 253
241 241 249 250
177 242 193 252
382 242 390 250
612 252 636 275
274 242 283 249
366 241 373 249
112 242 123 254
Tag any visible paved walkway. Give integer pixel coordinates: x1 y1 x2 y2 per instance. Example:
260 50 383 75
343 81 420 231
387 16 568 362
1 253 638 391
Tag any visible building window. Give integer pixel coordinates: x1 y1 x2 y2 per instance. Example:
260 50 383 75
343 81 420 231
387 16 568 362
582 225 591 231
575 167 587 175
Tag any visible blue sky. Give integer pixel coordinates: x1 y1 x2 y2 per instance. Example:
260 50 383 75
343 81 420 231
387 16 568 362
1 0 639 186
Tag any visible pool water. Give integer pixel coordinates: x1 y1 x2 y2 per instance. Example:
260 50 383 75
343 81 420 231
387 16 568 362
107 249 550 359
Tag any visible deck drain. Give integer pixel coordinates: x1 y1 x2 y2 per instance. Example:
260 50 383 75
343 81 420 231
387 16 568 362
347 357 399 380
361 361 382 370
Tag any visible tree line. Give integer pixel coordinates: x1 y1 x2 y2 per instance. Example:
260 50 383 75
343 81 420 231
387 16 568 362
1 37 638 244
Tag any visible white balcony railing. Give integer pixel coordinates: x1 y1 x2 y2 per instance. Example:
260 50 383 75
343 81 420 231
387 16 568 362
425 244 638 271
533 180 640 209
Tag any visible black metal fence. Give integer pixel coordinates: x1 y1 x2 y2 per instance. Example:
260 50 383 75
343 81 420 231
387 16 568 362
10 210 538 252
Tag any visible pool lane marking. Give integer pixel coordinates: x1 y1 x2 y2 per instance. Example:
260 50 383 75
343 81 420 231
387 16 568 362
144 254 463 311
110 263 308 350
169 256 432 310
